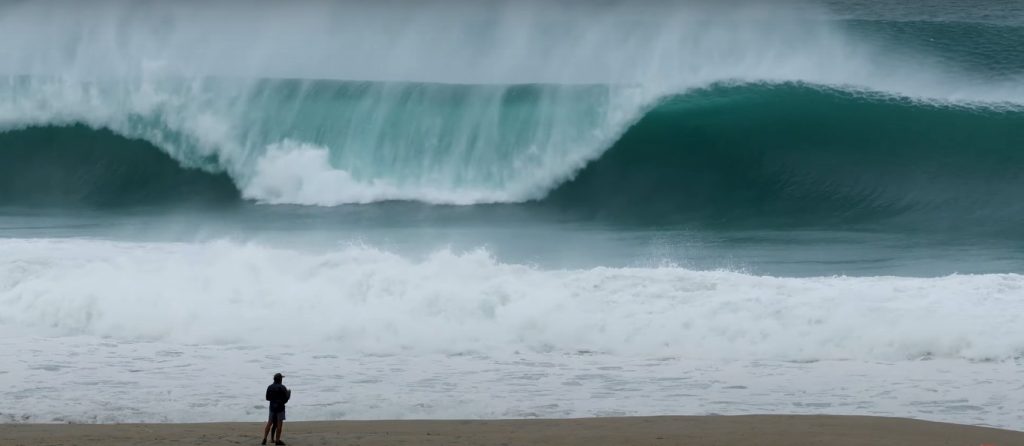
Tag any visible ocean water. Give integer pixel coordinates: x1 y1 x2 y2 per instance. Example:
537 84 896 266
2 0 1024 428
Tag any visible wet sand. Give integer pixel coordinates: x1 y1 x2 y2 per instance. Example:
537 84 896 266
4 415 1023 446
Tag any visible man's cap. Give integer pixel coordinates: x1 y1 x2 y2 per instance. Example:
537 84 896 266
274 372 284 379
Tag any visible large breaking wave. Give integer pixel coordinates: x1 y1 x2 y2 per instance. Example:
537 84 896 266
3 82 1023 232
0 1 1022 226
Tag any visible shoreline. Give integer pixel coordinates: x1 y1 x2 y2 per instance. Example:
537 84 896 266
4 415 1023 446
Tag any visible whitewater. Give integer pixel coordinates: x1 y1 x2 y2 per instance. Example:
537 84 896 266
3 238 1024 426
1 0 1023 430
4 238 1024 359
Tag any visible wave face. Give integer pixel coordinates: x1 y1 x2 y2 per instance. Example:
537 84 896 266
546 84 1024 229
3 238 1023 361
0 124 237 206
3 83 1024 232
0 1 1022 221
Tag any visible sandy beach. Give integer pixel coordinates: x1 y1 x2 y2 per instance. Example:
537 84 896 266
4 415 1022 446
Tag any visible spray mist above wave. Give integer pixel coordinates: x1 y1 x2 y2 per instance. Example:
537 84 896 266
0 0 1021 206
2 238 1023 361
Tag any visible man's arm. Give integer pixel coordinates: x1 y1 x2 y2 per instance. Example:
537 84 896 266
284 388 291 404
266 386 272 401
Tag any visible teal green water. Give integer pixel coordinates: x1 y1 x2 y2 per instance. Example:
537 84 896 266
3 83 1023 232
2 7 1023 277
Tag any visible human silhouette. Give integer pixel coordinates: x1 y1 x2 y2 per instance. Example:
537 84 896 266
261 372 290 445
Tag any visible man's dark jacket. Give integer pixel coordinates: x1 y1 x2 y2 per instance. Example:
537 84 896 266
266 383 290 412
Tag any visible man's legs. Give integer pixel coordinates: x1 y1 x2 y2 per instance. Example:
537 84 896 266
274 419 284 443
261 419 273 444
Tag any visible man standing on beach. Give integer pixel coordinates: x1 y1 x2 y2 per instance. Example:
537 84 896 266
262 372 290 445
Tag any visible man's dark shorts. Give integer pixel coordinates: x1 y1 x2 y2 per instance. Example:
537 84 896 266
269 409 286 423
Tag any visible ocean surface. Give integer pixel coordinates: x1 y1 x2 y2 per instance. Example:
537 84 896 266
1 0 1023 428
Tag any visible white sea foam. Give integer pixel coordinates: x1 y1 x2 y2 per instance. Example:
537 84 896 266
243 140 520 205
1 238 1022 361
0 1 1021 206
5 336 1023 425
